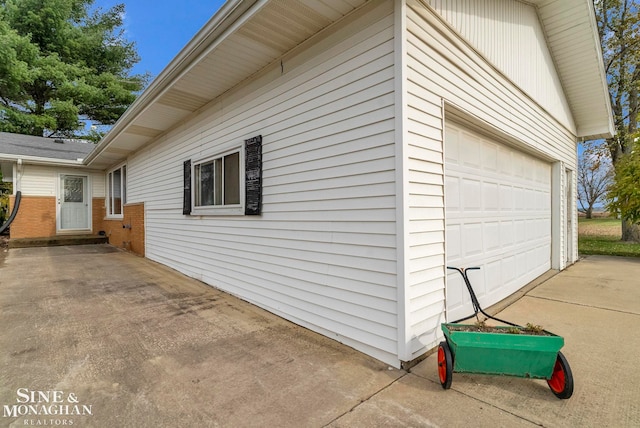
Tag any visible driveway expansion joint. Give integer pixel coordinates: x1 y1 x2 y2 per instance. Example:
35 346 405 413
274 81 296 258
322 370 410 427
528 295 640 316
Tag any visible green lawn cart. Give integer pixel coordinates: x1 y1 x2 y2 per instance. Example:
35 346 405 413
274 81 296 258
438 267 573 399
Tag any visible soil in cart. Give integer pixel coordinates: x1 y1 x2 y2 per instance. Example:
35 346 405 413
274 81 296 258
447 322 554 336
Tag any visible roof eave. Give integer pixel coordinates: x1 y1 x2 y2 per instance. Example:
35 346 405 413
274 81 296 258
84 0 259 167
87 0 615 168
574 0 615 140
535 0 615 140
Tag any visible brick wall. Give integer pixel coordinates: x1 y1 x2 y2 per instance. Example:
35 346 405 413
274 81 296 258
9 196 145 257
126 203 145 257
96 202 145 257
92 197 106 234
8 195 56 238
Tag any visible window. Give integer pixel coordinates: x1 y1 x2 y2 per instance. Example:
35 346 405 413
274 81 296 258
184 135 262 216
194 151 240 208
107 164 126 217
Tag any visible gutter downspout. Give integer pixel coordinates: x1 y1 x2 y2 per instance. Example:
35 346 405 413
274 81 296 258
1 159 23 234
0 190 21 234
15 158 22 194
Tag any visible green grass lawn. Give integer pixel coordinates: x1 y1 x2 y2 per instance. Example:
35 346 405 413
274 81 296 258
578 217 640 257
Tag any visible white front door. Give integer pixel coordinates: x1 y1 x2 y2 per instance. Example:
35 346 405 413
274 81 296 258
59 175 90 231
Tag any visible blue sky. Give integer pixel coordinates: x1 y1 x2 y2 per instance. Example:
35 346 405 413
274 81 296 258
94 0 226 79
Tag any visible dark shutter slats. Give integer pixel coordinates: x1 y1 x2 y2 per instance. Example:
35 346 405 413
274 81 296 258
183 159 191 215
245 136 262 215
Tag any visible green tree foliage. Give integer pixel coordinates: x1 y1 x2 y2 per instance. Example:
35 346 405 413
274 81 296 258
0 0 147 138
608 142 640 229
595 0 640 162
594 0 640 241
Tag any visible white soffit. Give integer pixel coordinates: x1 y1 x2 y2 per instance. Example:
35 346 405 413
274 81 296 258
531 0 614 140
86 0 369 169
87 0 613 169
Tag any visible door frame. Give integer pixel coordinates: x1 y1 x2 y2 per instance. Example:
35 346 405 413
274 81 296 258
56 173 92 234
565 168 574 265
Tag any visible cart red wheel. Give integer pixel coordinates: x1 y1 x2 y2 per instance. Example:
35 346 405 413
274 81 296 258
437 341 453 389
547 351 573 399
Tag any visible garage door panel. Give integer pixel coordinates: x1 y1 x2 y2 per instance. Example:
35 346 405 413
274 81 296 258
498 147 512 174
499 184 513 210
482 141 498 172
483 221 500 251
535 189 545 210
524 157 535 181
462 178 482 210
515 247 538 278
513 152 525 177
462 223 483 257
500 220 514 246
514 187 526 210
445 123 551 322
485 260 501 292
484 182 499 210
461 133 481 167
502 255 516 283
445 130 460 163
515 219 527 242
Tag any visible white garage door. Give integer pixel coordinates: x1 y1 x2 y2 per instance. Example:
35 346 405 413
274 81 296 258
445 123 551 322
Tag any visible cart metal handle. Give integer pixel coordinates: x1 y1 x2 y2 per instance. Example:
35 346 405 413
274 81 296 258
446 266 519 327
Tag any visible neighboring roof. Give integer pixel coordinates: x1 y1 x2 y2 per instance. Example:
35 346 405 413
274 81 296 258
0 132 95 164
85 0 614 170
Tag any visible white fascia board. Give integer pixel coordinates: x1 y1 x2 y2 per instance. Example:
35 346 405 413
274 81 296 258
0 154 85 166
580 0 615 139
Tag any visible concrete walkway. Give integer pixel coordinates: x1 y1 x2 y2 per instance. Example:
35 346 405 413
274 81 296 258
0 246 638 427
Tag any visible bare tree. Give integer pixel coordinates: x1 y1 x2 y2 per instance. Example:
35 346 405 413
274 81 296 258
594 0 640 241
577 150 613 218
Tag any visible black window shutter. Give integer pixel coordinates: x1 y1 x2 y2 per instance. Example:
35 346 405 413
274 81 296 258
183 159 191 215
245 135 262 215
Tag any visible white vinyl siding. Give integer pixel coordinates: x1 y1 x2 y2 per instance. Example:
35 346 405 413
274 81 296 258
407 0 577 161
17 165 105 198
17 165 57 196
422 0 574 132
403 0 576 360
118 0 581 366
127 2 400 366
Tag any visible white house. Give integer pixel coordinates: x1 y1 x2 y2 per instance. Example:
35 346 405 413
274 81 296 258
0 133 105 239
8 0 615 368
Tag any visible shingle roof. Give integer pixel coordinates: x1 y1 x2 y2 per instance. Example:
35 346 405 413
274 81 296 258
0 132 95 161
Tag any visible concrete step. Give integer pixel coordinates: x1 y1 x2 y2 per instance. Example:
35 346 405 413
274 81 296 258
8 235 109 249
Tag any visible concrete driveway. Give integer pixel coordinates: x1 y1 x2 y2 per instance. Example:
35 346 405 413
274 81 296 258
1 245 639 427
